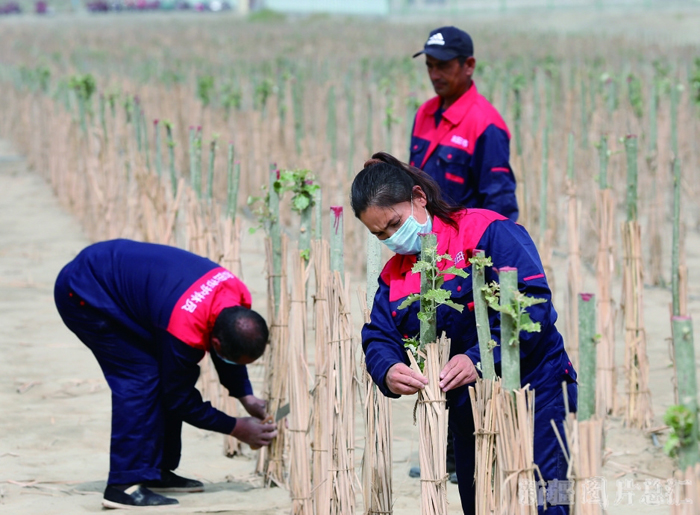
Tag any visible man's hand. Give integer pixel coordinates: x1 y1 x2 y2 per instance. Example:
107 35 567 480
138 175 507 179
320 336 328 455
385 362 428 395
238 395 267 420
230 417 278 448
439 354 478 392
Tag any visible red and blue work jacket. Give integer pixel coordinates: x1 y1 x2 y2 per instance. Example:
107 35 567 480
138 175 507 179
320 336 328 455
362 210 575 408
410 83 518 221
60 239 253 434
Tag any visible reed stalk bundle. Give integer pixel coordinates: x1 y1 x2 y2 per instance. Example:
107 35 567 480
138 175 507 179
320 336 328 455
558 411 604 515
495 385 536 515
565 132 581 369
287 249 313 515
469 378 499 515
311 239 332 514
595 188 616 417
219 215 244 456
621 221 653 429
360 364 393 515
327 269 357 514
407 335 451 515
360 234 393 515
671 464 700 515
257 235 289 487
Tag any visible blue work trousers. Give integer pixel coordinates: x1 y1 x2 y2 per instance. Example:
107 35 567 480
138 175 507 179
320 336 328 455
450 381 578 515
54 272 182 485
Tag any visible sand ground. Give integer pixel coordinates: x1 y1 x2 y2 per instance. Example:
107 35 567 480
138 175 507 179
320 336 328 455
0 133 698 515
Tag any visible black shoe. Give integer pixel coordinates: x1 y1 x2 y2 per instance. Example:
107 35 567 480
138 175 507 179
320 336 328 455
102 484 178 509
449 472 458 484
144 470 204 493
409 466 421 478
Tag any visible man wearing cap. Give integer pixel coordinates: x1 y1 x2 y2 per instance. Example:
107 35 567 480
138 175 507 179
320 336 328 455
54 239 277 509
410 26 518 222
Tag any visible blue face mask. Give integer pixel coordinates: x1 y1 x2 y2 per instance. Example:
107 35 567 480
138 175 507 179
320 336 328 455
214 348 241 366
382 201 432 255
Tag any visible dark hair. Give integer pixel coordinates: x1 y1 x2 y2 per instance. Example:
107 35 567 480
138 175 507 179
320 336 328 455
350 151 461 229
457 55 468 66
212 306 269 361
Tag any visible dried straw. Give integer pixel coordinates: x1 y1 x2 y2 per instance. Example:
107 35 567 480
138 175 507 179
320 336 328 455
257 235 289 487
495 385 537 515
595 189 617 417
358 290 393 515
620 221 653 429
327 269 357 514
311 239 332 514
566 177 582 369
557 413 604 515
407 334 450 515
670 464 700 515
287 249 313 515
469 378 499 515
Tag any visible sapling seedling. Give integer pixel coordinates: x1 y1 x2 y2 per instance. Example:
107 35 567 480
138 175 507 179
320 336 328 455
481 279 546 347
398 237 468 371
469 252 496 380
273 169 319 260
481 272 546 390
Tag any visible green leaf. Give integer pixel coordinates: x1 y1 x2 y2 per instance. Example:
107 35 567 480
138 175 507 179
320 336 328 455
442 266 469 279
440 300 464 313
411 261 433 273
417 311 431 323
424 289 452 303
293 194 310 212
664 433 680 458
397 294 420 310
435 275 444 290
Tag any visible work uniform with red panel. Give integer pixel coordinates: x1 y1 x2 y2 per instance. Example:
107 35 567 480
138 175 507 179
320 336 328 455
54 239 253 486
362 210 576 515
410 83 519 222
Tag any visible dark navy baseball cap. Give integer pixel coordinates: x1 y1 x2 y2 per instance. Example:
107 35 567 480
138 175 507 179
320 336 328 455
412 26 474 61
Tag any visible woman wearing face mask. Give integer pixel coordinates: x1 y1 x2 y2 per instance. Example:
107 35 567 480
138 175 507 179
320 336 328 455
352 152 577 515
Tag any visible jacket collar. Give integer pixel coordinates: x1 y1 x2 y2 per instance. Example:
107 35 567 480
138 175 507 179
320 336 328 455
424 82 479 126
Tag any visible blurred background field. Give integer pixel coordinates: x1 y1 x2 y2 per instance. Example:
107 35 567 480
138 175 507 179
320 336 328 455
3 1 699 276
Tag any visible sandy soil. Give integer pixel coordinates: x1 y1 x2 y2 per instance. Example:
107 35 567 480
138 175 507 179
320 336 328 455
0 134 698 514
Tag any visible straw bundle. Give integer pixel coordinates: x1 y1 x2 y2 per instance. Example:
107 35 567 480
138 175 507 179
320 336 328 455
671 464 700 515
358 294 393 515
595 188 617 417
558 412 604 515
327 269 357 514
258 235 289 487
359 233 392 515
287 249 313 515
495 386 537 515
311 239 332 514
218 215 244 456
407 334 451 515
469 378 500 515
621 221 653 429
566 177 582 369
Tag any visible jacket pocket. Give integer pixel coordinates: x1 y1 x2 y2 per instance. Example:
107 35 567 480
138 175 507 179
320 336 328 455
437 146 469 184
409 138 428 168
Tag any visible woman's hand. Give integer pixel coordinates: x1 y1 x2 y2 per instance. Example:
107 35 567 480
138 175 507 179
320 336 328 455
238 394 267 420
385 362 429 395
439 354 478 392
